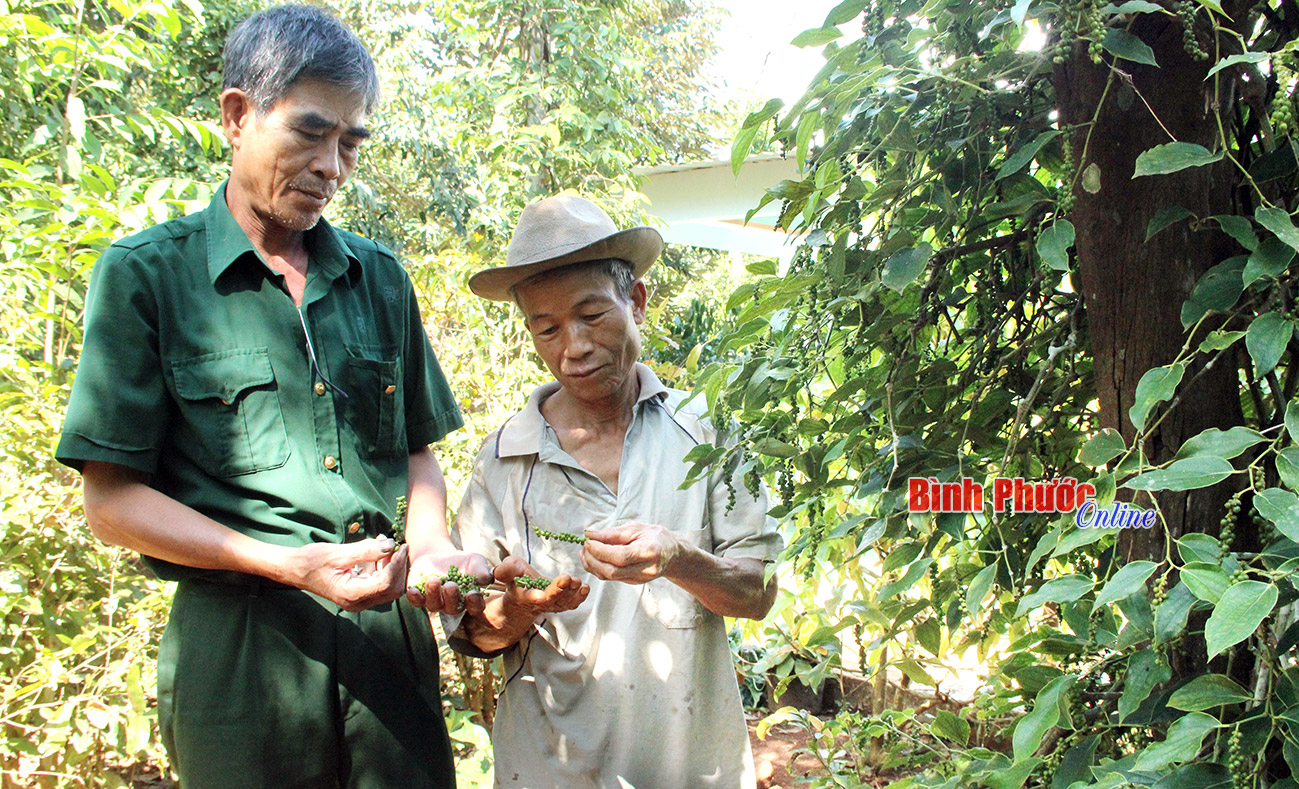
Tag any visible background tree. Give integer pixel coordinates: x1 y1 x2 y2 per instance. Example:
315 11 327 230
712 0 1299 785
0 0 733 783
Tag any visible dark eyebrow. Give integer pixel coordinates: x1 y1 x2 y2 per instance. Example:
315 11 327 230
295 111 372 139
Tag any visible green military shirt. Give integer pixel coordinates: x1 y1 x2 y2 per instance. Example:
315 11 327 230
56 182 463 580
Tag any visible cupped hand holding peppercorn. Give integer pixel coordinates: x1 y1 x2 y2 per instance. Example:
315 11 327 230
405 550 494 616
455 556 590 649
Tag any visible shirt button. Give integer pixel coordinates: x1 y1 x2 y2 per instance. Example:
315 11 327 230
347 522 361 534
323 456 337 470
314 382 326 396
384 384 396 394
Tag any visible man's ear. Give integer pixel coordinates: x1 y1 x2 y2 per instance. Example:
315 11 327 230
630 279 648 324
219 88 254 149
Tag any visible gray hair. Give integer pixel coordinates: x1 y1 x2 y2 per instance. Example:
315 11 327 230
222 4 379 116
511 258 636 308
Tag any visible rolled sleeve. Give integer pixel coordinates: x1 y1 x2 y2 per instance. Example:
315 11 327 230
709 443 783 562
56 246 170 474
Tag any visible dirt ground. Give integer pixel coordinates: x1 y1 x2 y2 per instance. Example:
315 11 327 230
749 713 834 789
126 714 844 788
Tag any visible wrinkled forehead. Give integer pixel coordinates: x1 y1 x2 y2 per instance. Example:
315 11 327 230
513 263 623 314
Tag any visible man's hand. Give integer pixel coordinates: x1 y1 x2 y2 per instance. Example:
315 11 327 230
487 556 589 623
461 557 590 651
584 522 777 619
581 522 685 584
405 550 495 616
283 537 409 612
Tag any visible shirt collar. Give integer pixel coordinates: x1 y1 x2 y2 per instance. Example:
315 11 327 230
494 362 669 459
204 180 360 286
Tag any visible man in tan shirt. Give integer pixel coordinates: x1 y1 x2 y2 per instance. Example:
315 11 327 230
447 193 783 788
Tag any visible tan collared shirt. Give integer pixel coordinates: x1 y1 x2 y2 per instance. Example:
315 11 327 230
452 364 781 789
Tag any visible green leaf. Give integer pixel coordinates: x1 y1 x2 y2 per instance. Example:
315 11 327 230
1181 256 1246 328
932 709 970 745
1094 561 1157 608
1289 400 1299 444
1254 488 1299 542
1102 28 1158 66
1277 447 1299 490
1199 329 1245 353
895 656 936 685
1013 674 1074 761
1119 647 1170 721
1168 675 1252 711
741 98 785 129
967 562 997 615
1174 426 1266 461
1036 220 1075 271
1079 428 1126 467
1134 142 1223 177
1246 311 1293 378
823 0 868 26
1146 205 1193 240
1151 763 1233 789
1257 206 1299 252
1133 712 1219 771
1129 362 1186 431
883 541 924 573
1124 456 1234 492
1109 1 1167 15
1193 0 1226 15
1154 582 1198 642
1214 214 1259 251
997 130 1060 181
1177 533 1224 564
1243 237 1295 285
1206 51 1269 79
1052 523 1109 558
752 437 800 458
1015 575 1094 618
791 27 843 47
1181 562 1230 604
881 244 932 292
1081 162 1102 193
879 558 934 600
1205 580 1278 658
731 125 759 176
985 758 1041 789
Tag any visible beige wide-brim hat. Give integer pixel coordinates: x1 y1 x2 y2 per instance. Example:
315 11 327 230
468 192 663 301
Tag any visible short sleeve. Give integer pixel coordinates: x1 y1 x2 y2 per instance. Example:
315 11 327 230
401 275 463 447
709 433 783 562
56 245 170 474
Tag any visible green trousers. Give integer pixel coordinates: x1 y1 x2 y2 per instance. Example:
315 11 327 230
157 579 455 788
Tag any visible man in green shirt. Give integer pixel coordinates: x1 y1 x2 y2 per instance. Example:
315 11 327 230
55 5 487 785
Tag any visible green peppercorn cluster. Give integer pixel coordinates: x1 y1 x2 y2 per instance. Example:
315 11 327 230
1271 61 1296 137
1228 725 1250 788
513 575 551 590
1219 488 1243 553
1150 571 1169 608
438 565 482 595
392 495 408 545
534 527 587 544
1174 1 1209 61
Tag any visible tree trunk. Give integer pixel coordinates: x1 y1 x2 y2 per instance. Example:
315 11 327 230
1054 10 1246 565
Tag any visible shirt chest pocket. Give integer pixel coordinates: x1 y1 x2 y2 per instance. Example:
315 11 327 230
171 348 290 477
344 348 406 459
